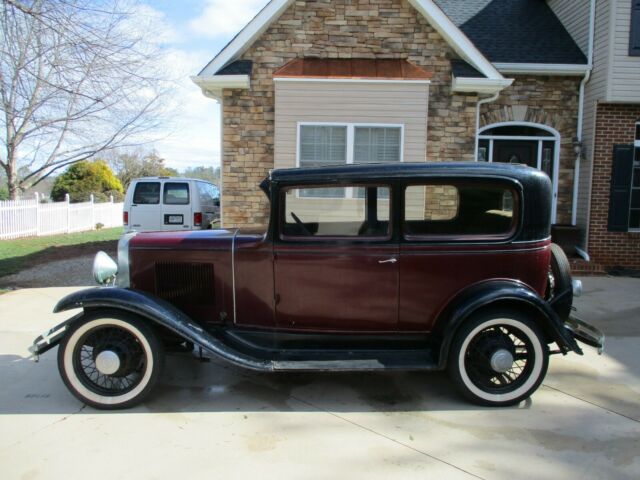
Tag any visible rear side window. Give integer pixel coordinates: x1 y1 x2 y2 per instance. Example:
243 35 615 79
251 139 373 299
404 183 516 240
196 182 220 205
133 182 160 204
164 182 190 205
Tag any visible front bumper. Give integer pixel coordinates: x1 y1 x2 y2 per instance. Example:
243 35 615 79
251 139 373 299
28 314 80 361
565 315 605 354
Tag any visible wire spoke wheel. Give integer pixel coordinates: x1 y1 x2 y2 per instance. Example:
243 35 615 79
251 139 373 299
73 326 147 396
448 310 549 406
58 312 164 410
464 325 534 395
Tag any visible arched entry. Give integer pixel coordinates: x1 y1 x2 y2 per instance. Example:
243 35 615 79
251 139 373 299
477 122 560 223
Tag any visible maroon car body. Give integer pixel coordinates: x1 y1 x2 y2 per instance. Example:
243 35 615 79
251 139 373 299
31 162 603 409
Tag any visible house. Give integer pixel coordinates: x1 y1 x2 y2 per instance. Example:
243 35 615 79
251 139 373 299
192 0 640 272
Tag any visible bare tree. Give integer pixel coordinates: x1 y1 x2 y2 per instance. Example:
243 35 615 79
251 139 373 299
1 0 170 199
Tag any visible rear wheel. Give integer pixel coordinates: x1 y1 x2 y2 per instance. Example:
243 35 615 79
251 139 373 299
547 243 573 319
57 311 164 410
448 310 549 407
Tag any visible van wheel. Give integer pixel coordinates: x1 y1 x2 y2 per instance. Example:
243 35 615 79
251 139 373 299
57 311 164 410
448 310 549 407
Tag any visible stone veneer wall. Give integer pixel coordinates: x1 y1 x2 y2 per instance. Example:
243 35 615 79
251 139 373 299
587 104 640 270
479 75 581 225
221 0 479 228
219 0 581 229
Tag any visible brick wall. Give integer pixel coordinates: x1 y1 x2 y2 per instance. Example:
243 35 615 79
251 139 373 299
588 103 640 270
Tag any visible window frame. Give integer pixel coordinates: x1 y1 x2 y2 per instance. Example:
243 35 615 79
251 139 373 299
296 122 404 168
630 0 640 56
401 180 521 243
629 123 640 232
132 181 161 205
162 181 190 206
278 182 393 243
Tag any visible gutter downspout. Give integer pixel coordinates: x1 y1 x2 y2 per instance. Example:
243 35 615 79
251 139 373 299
475 92 501 161
571 0 596 229
200 88 225 228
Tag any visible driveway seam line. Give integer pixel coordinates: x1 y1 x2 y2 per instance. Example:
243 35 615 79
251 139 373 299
542 384 640 423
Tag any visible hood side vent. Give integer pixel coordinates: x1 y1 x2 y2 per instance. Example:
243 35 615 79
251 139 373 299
154 262 215 306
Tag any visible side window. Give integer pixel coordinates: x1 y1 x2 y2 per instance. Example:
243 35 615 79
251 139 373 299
163 182 189 205
404 183 516 239
282 185 390 238
630 1 640 56
133 182 160 205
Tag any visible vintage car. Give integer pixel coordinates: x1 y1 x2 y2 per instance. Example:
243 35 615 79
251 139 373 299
30 163 604 409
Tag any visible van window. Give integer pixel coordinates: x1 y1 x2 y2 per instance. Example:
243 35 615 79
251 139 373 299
197 182 220 205
164 182 190 205
404 183 516 239
133 182 160 204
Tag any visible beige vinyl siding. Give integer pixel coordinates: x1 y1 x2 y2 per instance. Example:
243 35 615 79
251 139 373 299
576 0 612 242
274 80 429 169
609 0 640 102
548 0 591 55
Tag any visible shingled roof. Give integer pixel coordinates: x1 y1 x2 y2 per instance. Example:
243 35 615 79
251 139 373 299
435 0 587 64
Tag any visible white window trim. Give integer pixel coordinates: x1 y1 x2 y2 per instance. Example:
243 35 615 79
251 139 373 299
295 122 404 200
477 121 561 224
296 122 405 167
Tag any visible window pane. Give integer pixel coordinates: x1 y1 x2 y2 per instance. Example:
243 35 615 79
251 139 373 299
164 182 189 205
630 210 640 229
404 184 515 238
478 140 489 161
284 186 390 237
354 127 401 163
299 126 347 167
635 123 640 141
133 182 160 205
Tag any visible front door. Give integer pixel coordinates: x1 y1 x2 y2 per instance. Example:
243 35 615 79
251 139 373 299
494 141 537 167
129 181 162 231
274 185 399 331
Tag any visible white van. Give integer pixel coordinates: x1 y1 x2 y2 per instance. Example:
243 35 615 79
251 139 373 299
123 177 220 232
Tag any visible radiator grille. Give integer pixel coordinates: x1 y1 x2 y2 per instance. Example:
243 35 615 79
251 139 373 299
154 262 215 305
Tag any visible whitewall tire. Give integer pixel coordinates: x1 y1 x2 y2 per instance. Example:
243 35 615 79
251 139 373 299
57 311 164 410
448 309 549 407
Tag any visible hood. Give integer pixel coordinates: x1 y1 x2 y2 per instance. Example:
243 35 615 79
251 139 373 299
130 229 238 251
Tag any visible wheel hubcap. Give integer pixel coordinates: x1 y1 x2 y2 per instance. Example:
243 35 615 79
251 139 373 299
95 350 121 375
490 348 514 373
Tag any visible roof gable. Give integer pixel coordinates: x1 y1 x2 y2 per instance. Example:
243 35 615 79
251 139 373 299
197 0 503 80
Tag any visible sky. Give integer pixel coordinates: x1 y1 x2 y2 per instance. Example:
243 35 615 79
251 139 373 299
141 0 270 170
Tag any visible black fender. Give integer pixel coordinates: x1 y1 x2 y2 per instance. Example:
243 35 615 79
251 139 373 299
433 280 582 368
42 287 272 371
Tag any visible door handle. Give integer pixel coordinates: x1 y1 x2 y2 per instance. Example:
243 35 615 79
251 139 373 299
378 257 397 264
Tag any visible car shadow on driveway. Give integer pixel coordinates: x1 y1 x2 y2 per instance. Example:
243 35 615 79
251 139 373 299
0 353 534 415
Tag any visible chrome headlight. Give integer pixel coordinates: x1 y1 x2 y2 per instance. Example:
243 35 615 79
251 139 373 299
93 251 118 285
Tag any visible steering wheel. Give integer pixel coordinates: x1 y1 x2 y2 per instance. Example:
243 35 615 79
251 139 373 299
290 211 312 236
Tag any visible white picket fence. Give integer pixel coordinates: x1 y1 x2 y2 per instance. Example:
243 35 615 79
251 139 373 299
0 194 124 240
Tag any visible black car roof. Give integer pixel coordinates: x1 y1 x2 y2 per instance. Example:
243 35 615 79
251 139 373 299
267 162 545 185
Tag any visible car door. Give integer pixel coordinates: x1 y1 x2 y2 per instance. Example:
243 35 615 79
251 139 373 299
161 181 191 231
274 184 399 332
129 181 162 231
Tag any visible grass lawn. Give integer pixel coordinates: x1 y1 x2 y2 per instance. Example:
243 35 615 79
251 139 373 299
0 227 123 278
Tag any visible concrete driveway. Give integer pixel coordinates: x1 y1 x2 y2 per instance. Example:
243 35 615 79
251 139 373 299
0 278 639 480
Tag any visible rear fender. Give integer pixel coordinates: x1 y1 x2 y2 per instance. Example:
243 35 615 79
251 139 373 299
433 280 582 368
35 287 271 371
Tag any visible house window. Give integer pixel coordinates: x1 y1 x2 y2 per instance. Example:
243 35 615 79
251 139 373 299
630 123 640 230
630 1 640 56
608 124 640 232
297 123 403 198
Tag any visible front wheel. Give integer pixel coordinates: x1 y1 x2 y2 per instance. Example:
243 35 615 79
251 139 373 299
448 310 549 407
57 310 164 410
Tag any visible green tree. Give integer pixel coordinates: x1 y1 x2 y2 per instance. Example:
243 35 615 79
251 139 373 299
51 161 123 203
108 151 178 190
